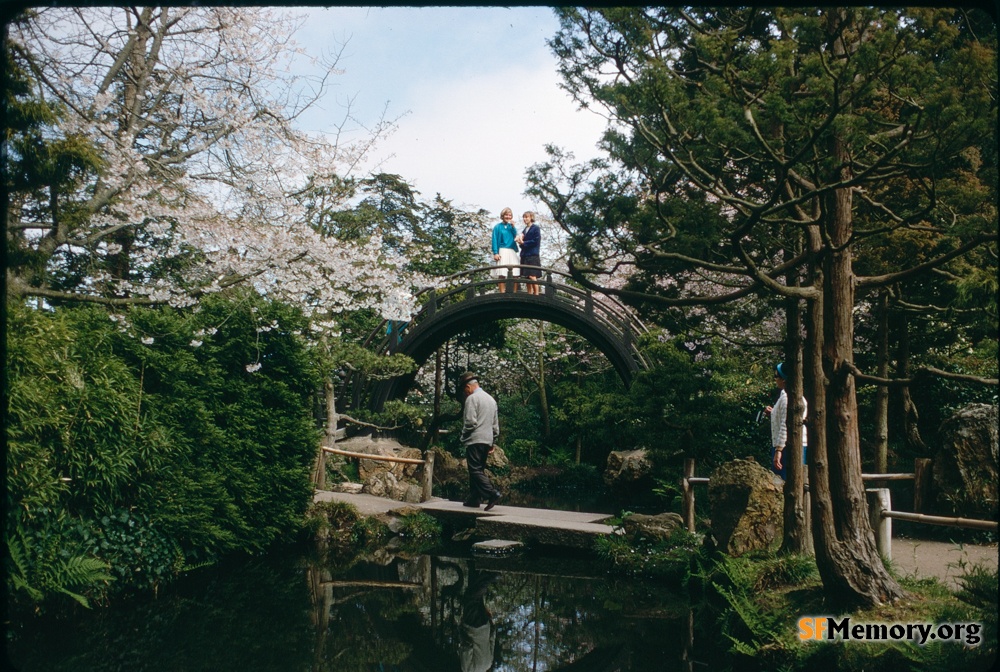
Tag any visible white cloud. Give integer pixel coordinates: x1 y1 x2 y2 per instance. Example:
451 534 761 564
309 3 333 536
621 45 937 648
292 7 608 219
365 63 607 216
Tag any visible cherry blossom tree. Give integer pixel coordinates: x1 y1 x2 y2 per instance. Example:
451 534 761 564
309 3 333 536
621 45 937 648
6 6 422 321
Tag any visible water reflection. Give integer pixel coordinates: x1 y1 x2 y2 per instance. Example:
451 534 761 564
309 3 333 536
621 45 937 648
9 546 706 672
306 550 695 671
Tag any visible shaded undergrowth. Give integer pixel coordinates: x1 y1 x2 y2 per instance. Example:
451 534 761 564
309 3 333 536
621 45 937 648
595 528 997 672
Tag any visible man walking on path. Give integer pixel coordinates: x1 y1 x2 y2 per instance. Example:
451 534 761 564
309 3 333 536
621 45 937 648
459 372 503 511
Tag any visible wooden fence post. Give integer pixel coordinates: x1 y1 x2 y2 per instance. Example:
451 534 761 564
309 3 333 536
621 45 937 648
421 451 435 502
866 487 892 561
913 458 932 513
317 448 327 491
683 458 696 533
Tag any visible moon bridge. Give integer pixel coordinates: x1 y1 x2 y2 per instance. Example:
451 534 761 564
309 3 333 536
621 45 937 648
356 266 651 411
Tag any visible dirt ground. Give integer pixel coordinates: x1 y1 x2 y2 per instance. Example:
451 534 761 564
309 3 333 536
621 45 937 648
890 537 998 589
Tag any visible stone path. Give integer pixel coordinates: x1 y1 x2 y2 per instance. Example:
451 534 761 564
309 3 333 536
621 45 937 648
313 491 997 586
314 491 618 549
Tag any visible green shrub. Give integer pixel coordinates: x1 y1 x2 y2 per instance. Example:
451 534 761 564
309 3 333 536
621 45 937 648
702 552 818 666
305 500 389 549
505 438 541 465
75 509 185 592
6 294 322 607
595 526 702 584
954 562 998 658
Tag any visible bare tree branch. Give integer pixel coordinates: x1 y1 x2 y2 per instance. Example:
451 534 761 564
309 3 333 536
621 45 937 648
847 361 998 387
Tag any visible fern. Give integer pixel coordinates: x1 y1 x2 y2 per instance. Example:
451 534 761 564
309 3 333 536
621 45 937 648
6 529 113 608
11 574 44 602
58 556 115 607
716 582 780 655
6 532 44 601
711 555 797 659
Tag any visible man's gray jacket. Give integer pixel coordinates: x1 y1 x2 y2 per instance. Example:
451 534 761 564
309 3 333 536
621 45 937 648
460 387 499 446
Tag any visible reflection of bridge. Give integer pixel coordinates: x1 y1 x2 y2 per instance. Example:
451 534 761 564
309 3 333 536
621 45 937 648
358 266 651 411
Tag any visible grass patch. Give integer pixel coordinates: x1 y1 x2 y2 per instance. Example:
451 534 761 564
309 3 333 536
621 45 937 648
696 551 997 671
595 526 702 585
600 531 997 671
304 500 389 549
394 511 443 552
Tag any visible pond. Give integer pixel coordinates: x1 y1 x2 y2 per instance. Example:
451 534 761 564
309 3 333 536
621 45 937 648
7 543 725 672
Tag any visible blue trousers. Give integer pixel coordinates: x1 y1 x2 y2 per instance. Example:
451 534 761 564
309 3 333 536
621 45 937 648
771 445 807 481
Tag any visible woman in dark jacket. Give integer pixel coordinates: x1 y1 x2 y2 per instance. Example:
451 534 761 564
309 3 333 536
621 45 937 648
517 211 541 295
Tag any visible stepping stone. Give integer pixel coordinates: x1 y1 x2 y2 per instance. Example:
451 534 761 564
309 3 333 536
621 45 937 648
475 515 618 549
472 539 524 556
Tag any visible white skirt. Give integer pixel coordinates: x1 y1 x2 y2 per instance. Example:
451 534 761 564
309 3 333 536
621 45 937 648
491 248 520 277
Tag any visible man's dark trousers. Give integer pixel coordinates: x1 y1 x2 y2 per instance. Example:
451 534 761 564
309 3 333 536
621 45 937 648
466 443 499 503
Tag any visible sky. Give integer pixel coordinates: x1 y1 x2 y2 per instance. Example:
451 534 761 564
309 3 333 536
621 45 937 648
293 6 609 220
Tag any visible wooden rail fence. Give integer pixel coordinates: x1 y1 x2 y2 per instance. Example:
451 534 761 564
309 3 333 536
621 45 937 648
680 457 997 559
319 446 436 502
866 488 998 560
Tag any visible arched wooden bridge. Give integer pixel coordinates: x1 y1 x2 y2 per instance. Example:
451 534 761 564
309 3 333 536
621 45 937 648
356 266 651 411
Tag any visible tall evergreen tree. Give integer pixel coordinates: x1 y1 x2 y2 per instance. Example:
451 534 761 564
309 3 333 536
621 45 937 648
541 6 997 608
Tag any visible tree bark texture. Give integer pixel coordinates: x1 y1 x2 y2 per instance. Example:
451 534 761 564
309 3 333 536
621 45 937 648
781 246 811 555
810 143 906 607
874 290 890 473
537 335 550 438
890 308 928 453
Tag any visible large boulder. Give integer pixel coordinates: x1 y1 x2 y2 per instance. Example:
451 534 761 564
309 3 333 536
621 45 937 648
933 403 999 520
604 449 653 491
362 469 399 498
335 437 424 502
708 459 783 557
430 446 508 484
430 446 466 484
621 512 684 544
338 437 422 481
487 445 509 470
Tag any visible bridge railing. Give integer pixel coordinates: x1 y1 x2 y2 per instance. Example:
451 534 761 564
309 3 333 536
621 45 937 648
365 265 650 368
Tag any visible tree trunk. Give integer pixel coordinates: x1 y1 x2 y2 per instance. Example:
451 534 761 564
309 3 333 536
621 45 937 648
105 8 154 289
809 124 906 607
873 289 890 473
537 326 550 437
900 388 926 454
781 247 810 555
325 377 339 446
434 348 443 420
890 306 927 453
312 376 339 490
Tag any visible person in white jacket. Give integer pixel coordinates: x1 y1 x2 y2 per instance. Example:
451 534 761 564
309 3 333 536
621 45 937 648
764 362 807 480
